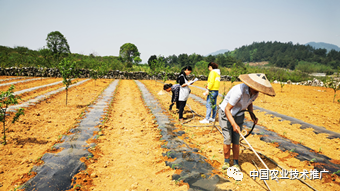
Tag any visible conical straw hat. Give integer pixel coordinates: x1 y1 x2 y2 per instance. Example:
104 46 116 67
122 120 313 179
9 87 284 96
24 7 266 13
239 73 276 96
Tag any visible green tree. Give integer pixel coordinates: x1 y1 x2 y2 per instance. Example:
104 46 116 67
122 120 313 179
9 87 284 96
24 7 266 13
38 47 54 68
119 43 141 68
0 85 25 145
148 55 157 70
46 31 71 62
58 58 78 105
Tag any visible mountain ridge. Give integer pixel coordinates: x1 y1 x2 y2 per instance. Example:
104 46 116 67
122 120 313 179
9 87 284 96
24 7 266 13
305 42 340 52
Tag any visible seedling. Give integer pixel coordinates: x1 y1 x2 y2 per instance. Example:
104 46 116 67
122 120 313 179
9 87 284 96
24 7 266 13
310 158 316 163
289 148 296 153
0 85 25 145
166 151 173 158
171 163 180 169
325 77 340 103
283 131 287 136
58 58 78 105
319 147 322 153
74 184 82 189
280 81 285 92
174 177 182 185
333 170 340 175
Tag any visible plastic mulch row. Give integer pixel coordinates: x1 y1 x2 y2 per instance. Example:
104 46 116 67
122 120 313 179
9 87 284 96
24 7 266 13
22 80 119 190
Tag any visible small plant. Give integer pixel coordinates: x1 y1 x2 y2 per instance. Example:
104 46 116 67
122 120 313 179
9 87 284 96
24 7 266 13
90 67 99 86
319 147 322 153
326 77 340 103
289 148 296 153
74 184 82 189
0 85 25 145
171 163 180 169
167 151 173 158
333 170 340 175
283 131 287 136
58 58 78 105
174 177 182 185
310 158 316 163
280 81 285 93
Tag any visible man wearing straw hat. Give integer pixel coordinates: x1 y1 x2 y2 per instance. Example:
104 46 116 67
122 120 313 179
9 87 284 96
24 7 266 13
219 73 275 171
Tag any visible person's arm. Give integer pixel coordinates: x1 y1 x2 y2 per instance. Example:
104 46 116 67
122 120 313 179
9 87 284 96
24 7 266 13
224 103 240 133
247 103 258 124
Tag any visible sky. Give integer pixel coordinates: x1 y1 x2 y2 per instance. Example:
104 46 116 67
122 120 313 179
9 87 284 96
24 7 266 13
1 0 339 63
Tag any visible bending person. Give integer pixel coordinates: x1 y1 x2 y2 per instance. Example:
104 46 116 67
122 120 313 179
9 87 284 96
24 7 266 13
177 66 192 121
219 73 275 171
163 83 180 111
200 62 220 123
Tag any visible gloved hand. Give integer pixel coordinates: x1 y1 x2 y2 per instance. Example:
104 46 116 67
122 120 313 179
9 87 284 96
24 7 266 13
169 103 174 110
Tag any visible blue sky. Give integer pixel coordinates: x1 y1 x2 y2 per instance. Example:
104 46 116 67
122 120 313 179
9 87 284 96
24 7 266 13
1 0 339 63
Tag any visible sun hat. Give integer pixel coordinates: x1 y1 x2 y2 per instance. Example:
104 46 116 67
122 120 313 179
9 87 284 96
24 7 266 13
238 73 276 96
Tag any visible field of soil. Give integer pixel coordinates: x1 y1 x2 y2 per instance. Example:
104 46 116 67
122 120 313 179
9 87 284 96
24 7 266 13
144 79 340 191
0 77 339 191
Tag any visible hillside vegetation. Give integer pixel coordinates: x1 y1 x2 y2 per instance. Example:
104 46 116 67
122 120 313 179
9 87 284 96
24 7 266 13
227 41 340 74
1 40 340 82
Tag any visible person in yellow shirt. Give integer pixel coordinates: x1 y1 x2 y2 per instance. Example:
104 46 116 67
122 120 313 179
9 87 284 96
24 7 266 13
200 62 220 123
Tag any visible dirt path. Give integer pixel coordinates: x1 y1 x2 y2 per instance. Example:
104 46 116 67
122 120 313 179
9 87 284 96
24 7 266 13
80 80 186 191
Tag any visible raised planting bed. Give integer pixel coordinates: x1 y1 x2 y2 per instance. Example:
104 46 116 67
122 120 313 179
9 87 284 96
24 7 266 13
0 79 114 190
20 80 119 190
66 80 187 191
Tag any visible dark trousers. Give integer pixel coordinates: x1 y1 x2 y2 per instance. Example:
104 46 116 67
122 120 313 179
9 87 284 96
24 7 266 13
178 100 187 119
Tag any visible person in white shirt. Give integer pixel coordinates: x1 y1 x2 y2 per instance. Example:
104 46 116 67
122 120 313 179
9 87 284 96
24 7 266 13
219 73 276 171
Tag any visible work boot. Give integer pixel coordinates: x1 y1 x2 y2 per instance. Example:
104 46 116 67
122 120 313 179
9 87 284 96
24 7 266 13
222 162 230 170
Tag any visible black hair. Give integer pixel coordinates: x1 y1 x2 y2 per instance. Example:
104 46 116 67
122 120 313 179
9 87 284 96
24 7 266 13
208 62 218 69
182 66 192 72
179 66 192 76
163 83 172 90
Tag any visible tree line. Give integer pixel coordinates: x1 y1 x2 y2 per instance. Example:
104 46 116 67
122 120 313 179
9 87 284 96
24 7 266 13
1 31 339 82
227 41 340 74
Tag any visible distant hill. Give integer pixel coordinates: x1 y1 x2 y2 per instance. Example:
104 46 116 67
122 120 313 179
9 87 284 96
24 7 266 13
305 42 340 52
206 49 229 56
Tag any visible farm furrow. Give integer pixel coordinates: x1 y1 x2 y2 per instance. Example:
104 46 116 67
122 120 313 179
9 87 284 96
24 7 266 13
142 80 340 191
137 80 230 191
0 77 28 83
8 79 89 112
0 77 43 88
22 80 119 190
67 80 187 191
0 79 113 190
0 77 62 93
